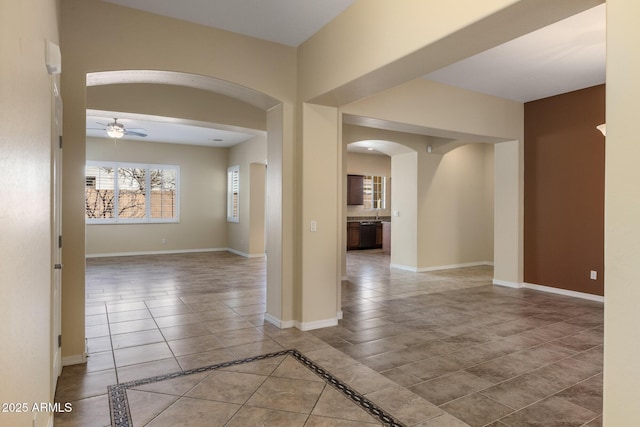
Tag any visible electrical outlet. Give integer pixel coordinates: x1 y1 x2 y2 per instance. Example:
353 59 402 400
310 221 317 232
590 270 597 280
161 238 166 244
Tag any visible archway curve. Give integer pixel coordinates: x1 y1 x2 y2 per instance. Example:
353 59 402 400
86 70 280 111
82 69 289 329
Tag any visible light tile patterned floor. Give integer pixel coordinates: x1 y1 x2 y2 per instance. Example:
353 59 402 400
55 250 603 426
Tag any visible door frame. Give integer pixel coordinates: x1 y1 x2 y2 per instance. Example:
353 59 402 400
50 70 63 397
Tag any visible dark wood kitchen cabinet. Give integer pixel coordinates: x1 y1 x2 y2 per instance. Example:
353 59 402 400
376 222 383 246
347 175 364 205
347 222 360 250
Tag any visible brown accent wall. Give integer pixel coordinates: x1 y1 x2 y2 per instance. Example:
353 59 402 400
524 85 605 296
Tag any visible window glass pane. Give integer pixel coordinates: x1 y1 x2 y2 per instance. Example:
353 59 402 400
85 162 179 223
362 175 385 209
363 176 373 209
150 168 177 219
373 176 385 209
85 165 115 219
117 167 146 219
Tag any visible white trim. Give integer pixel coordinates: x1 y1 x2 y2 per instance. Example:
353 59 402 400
337 310 344 320
390 263 418 272
264 313 295 329
62 353 87 366
493 280 605 302
523 282 605 302
493 279 523 288
85 248 228 258
46 413 54 427
226 248 266 258
341 275 348 281
391 261 493 273
294 317 339 331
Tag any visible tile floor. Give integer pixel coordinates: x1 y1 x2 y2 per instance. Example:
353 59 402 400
54 250 603 426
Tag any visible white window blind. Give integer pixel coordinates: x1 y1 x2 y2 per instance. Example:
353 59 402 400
227 165 240 223
85 162 179 223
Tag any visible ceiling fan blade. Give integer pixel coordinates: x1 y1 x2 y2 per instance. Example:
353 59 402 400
124 130 147 137
96 122 110 126
87 127 107 131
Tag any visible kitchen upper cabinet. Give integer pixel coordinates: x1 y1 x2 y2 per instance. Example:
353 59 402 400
347 175 364 205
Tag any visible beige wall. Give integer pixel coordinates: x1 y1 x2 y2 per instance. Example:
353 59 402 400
418 143 495 269
346 152 391 218
388 144 494 271
227 135 268 256
0 1 60 426
249 163 267 255
85 138 228 255
88 84 267 132
603 0 640 424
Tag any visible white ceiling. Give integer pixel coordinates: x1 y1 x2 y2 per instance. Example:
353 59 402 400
102 0 356 47
424 4 606 103
92 1 606 148
86 110 262 147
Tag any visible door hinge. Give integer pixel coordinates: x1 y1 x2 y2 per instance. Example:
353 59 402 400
58 334 62 348
58 235 63 249
59 135 63 149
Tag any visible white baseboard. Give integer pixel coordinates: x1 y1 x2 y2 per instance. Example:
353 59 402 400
493 279 523 288
264 313 295 329
294 317 339 331
390 263 417 272
523 282 604 302
337 310 344 320
265 313 340 331
494 280 604 302
226 248 266 258
86 248 227 258
391 261 493 273
62 353 86 366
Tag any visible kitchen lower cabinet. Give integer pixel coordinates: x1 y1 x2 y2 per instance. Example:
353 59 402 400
347 221 383 250
347 222 360 250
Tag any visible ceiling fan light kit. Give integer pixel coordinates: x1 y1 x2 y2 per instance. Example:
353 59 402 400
106 121 125 139
89 117 148 139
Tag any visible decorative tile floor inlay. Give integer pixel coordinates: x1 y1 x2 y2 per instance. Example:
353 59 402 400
109 349 405 427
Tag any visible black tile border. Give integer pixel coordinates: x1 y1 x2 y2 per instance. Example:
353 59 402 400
108 349 405 427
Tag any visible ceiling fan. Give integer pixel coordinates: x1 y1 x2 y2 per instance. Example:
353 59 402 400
88 118 148 139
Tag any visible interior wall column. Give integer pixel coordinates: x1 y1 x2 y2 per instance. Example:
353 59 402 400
603 0 640 423
265 104 295 327
298 103 340 329
390 152 419 270
493 140 524 287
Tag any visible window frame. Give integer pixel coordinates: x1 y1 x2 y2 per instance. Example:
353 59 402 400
227 165 240 223
85 161 180 224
